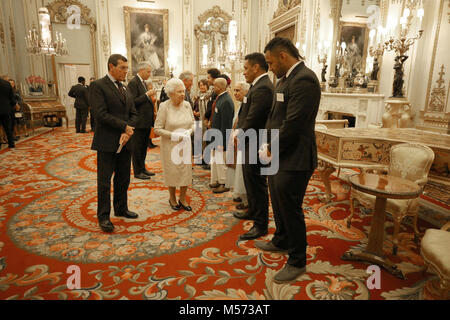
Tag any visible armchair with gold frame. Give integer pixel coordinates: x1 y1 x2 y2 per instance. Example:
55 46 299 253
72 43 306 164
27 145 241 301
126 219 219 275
347 143 435 255
421 222 450 299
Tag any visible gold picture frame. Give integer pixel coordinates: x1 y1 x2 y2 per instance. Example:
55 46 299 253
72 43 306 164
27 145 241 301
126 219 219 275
124 7 169 80
337 21 370 75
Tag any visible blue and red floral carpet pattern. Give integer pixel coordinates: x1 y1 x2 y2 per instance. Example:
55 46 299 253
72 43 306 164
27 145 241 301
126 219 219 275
0 128 445 300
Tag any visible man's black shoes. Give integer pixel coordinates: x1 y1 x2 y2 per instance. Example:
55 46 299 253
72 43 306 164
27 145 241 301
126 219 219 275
114 210 139 219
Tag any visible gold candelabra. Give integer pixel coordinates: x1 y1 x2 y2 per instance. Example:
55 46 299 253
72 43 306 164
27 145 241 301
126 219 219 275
383 29 423 57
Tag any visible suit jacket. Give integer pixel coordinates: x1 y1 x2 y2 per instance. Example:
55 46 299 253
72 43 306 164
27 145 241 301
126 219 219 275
266 62 321 171
210 91 234 150
90 75 138 152
127 75 154 129
68 83 89 110
185 89 193 109
238 75 274 143
0 78 16 115
204 90 217 121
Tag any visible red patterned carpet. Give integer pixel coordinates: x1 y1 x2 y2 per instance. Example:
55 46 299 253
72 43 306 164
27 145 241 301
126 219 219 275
0 128 445 300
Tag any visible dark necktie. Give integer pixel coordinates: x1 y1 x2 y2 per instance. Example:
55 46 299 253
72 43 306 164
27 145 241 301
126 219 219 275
141 79 147 91
277 76 287 88
210 96 219 123
115 81 126 101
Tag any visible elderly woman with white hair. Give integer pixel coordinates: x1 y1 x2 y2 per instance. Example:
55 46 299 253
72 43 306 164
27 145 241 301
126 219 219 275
154 78 195 211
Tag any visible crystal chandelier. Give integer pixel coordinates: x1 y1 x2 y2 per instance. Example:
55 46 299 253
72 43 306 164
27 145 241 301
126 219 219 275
25 8 68 56
226 1 246 65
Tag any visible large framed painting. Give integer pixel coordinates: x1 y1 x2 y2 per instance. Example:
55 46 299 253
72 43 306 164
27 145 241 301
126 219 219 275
124 7 169 79
337 22 369 75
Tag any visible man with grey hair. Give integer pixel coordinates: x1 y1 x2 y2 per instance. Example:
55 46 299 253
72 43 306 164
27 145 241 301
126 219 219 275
207 77 234 193
226 81 250 207
127 62 156 180
179 71 194 108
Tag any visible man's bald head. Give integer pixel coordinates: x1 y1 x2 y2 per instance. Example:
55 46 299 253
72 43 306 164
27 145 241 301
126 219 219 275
213 77 227 95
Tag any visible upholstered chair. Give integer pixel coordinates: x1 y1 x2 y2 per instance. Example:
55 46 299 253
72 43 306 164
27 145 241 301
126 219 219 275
421 222 450 299
347 143 435 255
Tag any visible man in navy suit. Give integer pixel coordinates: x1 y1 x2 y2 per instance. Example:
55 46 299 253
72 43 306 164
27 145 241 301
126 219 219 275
90 54 139 233
257 38 321 283
68 76 89 133
127 62 156 180
208 78 234 193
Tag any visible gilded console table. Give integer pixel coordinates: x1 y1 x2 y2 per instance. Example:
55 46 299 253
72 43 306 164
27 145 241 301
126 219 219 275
316 128 450 203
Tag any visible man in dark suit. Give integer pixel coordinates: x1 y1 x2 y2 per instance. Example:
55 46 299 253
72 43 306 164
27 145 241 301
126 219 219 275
90 54 139 233
234 53 274 241
202 68 221 169
207 78 234 193
128 62 156 180
69 77 89 133
204 68 221 128
0 77 16 149
257 37 321 283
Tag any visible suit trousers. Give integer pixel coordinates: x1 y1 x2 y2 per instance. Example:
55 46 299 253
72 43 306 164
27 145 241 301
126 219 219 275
0 113 14 147
243 162 269 230
97 150 131 221
210 149 227 184
75 108 88 132
132 128 151 175
268 169 314 268
89 107 95 131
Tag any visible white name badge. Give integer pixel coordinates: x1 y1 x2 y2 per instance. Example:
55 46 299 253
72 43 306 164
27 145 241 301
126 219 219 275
215 108 218 113
243 97 248 104
276 93 284 102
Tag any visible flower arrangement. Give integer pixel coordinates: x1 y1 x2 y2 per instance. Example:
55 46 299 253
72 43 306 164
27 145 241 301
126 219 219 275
26 75 46 94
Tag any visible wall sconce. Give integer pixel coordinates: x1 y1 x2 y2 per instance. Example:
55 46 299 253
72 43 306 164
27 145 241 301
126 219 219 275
167 48 178 78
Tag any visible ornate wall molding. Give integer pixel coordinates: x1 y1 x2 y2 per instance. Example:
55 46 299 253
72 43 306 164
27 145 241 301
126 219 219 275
425 0 445 111
417 0 449 133
0 17 5 51
273 0 301 19
9 16 15 50
101 25 110 60
427 65 446 113
242 0 248 16
47 0 96 30
196 5 232 28
314 0 320 48
46 0 98 78
448 0 450 23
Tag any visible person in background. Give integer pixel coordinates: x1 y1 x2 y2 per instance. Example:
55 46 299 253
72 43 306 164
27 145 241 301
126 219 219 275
257 37 321 283
0 76 16 149
207 78 234 194
154 78 195 212
127 62 156 180
145 80 158 149
204 68 221 129
193 79 209 165
69 76 89 133
179 71 194 108
202 68 221 170
9 79 28 140
225 81 250 209
90 54 138 233
88 77 96 132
